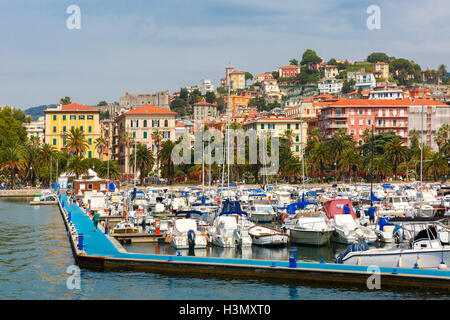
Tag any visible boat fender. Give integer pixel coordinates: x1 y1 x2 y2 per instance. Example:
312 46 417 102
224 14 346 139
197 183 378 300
234 229 242 247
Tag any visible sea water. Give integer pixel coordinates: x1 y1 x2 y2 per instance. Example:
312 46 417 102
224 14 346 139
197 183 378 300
0 197 448 300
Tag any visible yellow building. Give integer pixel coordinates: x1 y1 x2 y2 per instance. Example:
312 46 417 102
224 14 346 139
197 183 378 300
44 103 101 158
242 117 308 159
221 67 246 90
373 62 390 79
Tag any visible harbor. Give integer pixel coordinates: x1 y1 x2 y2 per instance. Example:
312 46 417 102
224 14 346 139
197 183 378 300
52 184 450 291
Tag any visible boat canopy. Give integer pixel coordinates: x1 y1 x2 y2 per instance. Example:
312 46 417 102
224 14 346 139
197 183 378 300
248 194 267 197
306 191 318 197
382 184 394 189
324 199 356 219
359 191 383 202
220 199 247 216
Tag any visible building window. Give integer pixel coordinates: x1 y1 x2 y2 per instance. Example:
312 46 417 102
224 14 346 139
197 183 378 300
88 126 92 133
79 115 85 120
133 132 136 138
143 132 147 139
261 124 264 129
70 115 76 120
53 126 57 133
88 138 92 145
143 120 147 128
163 131 170 139
63 138 66 147
53 115 57 121
295 136 299 142
80 126 83 132
296 145 299 152
63 126 66 132
164 120 168 127
295 123 299 130
87 115 93 120
287 124 291 129
52 138 57 146
62 115 66 121
87 183 93 189
358 109 364 115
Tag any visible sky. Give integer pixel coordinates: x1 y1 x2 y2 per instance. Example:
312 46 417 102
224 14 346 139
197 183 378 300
0 0 449 110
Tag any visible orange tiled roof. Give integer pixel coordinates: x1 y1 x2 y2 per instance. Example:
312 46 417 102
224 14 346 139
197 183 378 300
46 103 99 112
125 105 177 115
280 65 299 69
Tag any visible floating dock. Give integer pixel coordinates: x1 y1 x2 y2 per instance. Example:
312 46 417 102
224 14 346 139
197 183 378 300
57 195 450 291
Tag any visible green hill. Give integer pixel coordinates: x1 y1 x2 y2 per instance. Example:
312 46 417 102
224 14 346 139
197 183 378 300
24 104 56 121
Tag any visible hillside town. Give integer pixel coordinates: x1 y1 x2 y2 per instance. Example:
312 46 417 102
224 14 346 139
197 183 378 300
2 50 450 187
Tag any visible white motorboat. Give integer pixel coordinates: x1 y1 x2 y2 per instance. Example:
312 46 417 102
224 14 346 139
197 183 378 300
248 225 288 247
112 220 138 234
248 204 277 223
209 200 253 248
324 199 377 244
283 209 334 246
30 190 58 204
335 224 450 269
209 215 240 248
167 218 207 250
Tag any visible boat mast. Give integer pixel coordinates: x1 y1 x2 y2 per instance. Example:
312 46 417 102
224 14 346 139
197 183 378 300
419 82 424 216
300 102 305 193
371 123 374 197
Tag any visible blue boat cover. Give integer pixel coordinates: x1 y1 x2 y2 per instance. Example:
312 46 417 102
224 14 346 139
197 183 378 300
220 199 247 216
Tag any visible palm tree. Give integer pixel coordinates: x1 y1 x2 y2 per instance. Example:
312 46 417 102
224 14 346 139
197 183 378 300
40 143 57 168
339 148 361 183
0 144 24 189
158 139 176 185
384 136 409 179
282 129 295 148
151 129 163 178
372 156 392 182
424 152 448 181
21 145 41 186
66 155 89 179
96 160 121 180
28 135 41 148
434 123 450 154
329 128 354 175
408 130 421 150
309 141 330 182
121 132 135 176
95 137 107 160
65 127 89 156
129 143 155 185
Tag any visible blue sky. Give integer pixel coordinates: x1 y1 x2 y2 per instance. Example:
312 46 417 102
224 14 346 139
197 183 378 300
0 0 449 109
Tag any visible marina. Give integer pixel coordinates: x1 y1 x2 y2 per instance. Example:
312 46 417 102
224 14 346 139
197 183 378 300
52 182 450 292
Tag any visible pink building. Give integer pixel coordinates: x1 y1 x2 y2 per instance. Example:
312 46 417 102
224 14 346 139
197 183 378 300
279 65 300 78
115 105 177 174
316 99 411 145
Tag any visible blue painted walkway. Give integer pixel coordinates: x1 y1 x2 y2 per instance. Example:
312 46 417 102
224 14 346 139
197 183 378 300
60 195 450 279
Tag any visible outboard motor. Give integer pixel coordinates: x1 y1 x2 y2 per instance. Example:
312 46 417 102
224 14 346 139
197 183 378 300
393 225 404 244
187 229 196 250
335 242 369 264
234 229 242 247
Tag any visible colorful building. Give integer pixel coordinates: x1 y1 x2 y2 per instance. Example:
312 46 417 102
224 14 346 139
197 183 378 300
316 99 411 145
115 105 177 174
44 103 101 158
373 62 390 80
242 117 308 158
324 65 339 79
279 65 300 78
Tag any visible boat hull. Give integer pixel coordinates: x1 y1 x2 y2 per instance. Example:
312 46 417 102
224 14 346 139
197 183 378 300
289 229 332 246
340 247 450 269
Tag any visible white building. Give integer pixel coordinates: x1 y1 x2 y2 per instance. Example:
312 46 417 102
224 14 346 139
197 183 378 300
23 116 45 144
200 79 215 96
369 87 404 100
355 73 376 91
318 78 343 94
